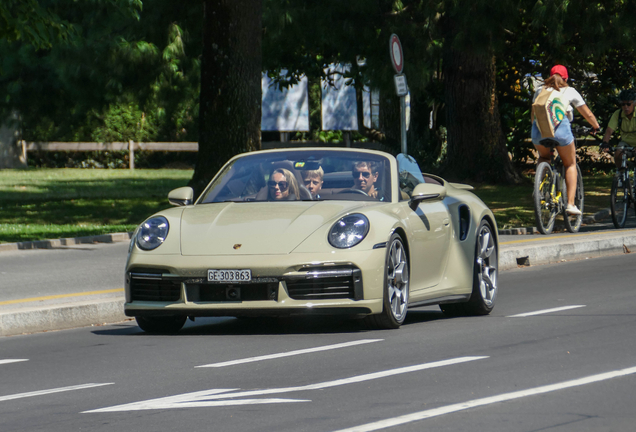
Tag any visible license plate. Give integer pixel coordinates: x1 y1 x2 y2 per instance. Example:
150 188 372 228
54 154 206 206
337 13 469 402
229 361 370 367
207 269 251 283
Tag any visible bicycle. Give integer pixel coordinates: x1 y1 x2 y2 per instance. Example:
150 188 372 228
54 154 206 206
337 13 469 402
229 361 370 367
608 143 636 228
533 125 593 235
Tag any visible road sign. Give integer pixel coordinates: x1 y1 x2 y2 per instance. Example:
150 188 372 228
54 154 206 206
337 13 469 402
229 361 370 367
389 34 404 74
394 74 408 97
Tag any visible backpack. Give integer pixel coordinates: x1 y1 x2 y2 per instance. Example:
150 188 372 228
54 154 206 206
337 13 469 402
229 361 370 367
532 87 567 138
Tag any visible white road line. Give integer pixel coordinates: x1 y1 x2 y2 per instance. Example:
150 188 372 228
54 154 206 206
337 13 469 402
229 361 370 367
507 305 586 318
196 339 383 368
333 365 636 432
0 383 114 402
0 359 28 365
85 356 487 412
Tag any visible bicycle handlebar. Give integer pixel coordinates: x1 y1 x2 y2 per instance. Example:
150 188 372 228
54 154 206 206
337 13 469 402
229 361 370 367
571 125 597 137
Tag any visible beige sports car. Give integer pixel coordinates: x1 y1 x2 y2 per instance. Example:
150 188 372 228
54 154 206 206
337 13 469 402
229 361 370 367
125 148 498 333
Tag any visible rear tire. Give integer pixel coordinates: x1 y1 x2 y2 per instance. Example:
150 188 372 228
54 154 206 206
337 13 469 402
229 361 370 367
563 164 584 233
610 174 630 229
365 233 409 329
135 316 187 334
534 162 557 235
440 219 498 316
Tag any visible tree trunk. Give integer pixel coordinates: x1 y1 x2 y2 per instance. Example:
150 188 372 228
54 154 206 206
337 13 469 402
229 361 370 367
190 0 263 197
442 44 522 184
0 111 26 169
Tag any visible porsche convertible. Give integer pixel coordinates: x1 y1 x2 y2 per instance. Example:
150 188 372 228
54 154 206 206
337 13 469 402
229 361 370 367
124 147 498 333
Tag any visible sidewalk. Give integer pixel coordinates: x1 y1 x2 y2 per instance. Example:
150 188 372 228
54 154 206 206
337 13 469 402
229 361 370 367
2 221 636 337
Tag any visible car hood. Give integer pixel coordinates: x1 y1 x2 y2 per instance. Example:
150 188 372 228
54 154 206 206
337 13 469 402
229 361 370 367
180 201 371 255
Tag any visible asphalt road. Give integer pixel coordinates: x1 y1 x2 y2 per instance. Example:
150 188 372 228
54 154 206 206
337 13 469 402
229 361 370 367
0 242 128 306
1 253 635 432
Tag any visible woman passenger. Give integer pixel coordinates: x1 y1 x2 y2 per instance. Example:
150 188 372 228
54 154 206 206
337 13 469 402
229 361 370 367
268 168 301 200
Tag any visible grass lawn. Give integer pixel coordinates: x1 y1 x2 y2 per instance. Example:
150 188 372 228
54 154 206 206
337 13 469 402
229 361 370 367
0 168 192 243
472 173 614 229
0 168 616 243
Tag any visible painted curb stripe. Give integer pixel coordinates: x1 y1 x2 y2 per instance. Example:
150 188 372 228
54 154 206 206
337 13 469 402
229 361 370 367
0 289 124 306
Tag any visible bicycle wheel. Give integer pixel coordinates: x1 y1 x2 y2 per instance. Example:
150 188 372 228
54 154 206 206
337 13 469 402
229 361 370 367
563 164 584 233
534 162 557 235
610 173 630 228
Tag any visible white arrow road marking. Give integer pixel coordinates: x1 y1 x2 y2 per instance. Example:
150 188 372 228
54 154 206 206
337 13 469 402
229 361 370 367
333 365 636 432
507 305 586 317
84 356 487 413
0 383 114 402
0 359 28 365
196 339 383 368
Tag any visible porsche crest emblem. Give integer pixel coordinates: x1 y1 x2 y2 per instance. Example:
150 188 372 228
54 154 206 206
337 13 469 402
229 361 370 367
233 244 242 250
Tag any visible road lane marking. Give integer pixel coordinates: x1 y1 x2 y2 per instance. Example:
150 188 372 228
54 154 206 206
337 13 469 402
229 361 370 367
332 365 636 432
0 359 28 365
0 289 124 306
0 383 114 402
196 339 384 368
85 356 487 412
507 305 586 317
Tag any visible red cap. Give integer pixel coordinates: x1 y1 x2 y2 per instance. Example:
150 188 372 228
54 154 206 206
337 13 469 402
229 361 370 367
550 65 568 80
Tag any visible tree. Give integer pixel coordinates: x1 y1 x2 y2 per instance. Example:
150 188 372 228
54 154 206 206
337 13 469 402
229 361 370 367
0 0 200 143
189 0 263 196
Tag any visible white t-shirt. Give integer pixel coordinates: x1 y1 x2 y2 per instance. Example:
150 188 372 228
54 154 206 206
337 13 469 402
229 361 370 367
532 86 586 121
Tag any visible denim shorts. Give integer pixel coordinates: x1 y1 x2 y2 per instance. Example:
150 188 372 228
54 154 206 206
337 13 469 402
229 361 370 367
532 117 574 147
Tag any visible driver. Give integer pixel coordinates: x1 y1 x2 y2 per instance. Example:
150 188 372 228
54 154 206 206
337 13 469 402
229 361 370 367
352 161 379 198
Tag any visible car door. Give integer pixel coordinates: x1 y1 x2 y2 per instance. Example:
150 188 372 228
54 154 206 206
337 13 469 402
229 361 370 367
397 154 452 291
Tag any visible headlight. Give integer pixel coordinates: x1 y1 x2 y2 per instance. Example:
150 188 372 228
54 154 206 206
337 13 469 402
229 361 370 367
136 216 169 250
328 214 370 248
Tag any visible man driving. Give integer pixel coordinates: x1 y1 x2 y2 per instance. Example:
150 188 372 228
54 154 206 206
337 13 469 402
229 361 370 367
352 161 379 198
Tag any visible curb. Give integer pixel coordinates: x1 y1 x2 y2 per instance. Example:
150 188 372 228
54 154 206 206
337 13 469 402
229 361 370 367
0 232 132 252
0 298 127 337
499 231 636 270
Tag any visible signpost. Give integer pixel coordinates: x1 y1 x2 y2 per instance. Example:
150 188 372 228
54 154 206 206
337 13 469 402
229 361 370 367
389 34 408 154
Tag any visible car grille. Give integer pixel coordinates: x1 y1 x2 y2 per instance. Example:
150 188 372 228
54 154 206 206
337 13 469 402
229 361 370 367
129 273 181 302
185 282 278 302
285 267 362 300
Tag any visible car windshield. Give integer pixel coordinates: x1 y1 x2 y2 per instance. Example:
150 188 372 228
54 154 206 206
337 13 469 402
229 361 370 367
198 150 392 203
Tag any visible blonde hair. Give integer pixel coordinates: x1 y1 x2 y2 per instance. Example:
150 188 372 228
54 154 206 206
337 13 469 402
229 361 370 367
270 168 300 200
301 166 324 181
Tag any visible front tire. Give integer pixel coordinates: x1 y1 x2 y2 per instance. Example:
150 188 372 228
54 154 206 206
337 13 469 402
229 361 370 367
135 316 187 334
365 233 409 329
610 174 630 228
563 164 584 233
534 162 557 235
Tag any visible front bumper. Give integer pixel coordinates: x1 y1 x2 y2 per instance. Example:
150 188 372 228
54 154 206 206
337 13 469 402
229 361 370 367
124 249 386 317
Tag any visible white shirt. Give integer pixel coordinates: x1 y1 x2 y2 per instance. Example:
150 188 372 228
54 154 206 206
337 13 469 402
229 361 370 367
533 86 586 121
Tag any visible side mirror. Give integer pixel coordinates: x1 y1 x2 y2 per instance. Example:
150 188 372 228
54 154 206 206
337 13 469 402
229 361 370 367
409 183 446 210
168 187 194 207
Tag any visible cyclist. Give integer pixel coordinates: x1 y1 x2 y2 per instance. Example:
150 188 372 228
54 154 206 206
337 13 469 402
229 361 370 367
531 65 600 215
600 89 636 172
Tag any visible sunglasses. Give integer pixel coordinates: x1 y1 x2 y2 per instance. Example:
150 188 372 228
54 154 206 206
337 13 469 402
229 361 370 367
621 102 633 107
352 171 372 179
268 180 289 191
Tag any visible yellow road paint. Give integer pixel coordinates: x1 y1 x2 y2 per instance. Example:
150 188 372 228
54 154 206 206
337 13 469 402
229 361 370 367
500 229 636 245
0 288 124 306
